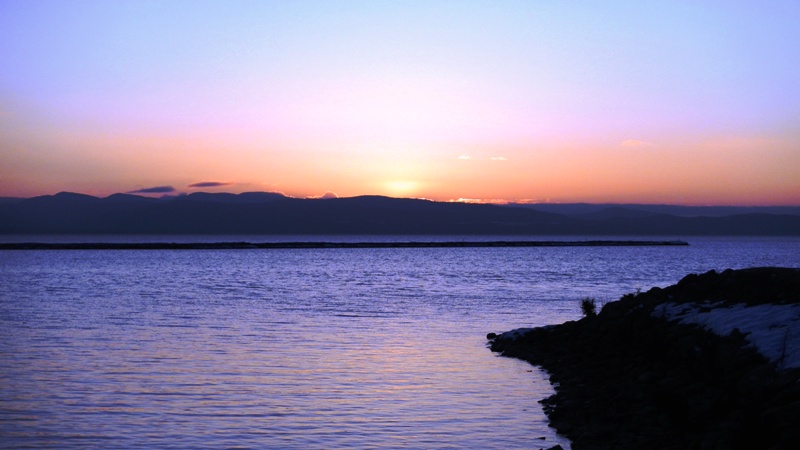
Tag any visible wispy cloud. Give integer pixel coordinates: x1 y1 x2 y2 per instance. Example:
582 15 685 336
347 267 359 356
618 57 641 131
307 191 339 199
188 181 232 188
621 139 653 148
458 155 508 161
128 185 176 194
450 197 550 204
450 198 510 204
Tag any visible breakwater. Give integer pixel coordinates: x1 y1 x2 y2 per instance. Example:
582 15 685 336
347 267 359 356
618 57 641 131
0 240 688 250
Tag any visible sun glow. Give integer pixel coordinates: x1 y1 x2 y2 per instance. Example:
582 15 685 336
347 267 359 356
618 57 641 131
383 181 420 198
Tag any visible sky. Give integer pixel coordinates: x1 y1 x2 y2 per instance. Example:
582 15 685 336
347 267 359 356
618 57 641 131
1 0 799 205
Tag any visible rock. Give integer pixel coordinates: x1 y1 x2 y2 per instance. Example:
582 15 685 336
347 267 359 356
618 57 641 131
491 267 800 450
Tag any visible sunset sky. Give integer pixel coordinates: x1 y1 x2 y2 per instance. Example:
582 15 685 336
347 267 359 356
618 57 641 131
1 1 799 205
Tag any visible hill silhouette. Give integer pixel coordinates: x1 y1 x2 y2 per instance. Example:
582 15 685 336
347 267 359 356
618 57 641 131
0 192 798 235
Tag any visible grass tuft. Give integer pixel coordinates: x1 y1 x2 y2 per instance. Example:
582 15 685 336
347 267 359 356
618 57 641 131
580 297 597 318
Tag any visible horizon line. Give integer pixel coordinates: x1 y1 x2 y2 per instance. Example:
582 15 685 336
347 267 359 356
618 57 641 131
2 190 800 208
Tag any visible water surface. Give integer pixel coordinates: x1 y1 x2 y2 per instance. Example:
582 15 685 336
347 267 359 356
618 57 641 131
2 237 799 448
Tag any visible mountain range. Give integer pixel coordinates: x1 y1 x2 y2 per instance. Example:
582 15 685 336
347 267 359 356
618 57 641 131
1 191 798 236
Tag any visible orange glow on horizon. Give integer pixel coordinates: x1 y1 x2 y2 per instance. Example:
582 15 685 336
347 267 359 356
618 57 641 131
2 123 799 206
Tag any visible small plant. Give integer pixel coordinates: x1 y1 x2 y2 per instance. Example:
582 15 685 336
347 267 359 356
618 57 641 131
580 297 597 318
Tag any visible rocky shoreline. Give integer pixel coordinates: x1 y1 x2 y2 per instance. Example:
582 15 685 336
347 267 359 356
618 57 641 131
489 267 800 450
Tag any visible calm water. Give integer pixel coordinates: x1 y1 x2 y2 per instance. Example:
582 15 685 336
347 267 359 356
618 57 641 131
2 237 799 449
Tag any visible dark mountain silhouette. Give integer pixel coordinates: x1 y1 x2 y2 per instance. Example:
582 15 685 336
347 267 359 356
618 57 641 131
574 206 662 221
512 202 800 217
0 192 798 235
174 191 287 203
0 197 24 205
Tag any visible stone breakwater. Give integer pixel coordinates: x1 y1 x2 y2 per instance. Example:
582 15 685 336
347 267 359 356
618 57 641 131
0 240 688 250
489 267 800 450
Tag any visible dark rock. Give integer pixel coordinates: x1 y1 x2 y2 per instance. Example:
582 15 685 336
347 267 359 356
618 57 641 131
491 267 800 450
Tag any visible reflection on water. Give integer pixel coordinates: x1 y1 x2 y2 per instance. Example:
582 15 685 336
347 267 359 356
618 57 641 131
3 319 557 448
2 237 799 448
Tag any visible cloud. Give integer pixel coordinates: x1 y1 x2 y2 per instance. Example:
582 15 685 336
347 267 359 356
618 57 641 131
188 181 232 188
458 155 508 161
450 197 551 204
450 198 510 204
128 185 176 194
622 139 653 148
307 191 339 199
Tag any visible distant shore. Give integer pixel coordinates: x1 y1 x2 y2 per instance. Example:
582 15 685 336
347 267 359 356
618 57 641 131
0 240 689 250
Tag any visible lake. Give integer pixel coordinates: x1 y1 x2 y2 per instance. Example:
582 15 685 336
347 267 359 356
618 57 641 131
2 236 799 449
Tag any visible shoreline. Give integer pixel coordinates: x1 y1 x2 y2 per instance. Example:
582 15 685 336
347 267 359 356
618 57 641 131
0 240 688 250
490 267 800 450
